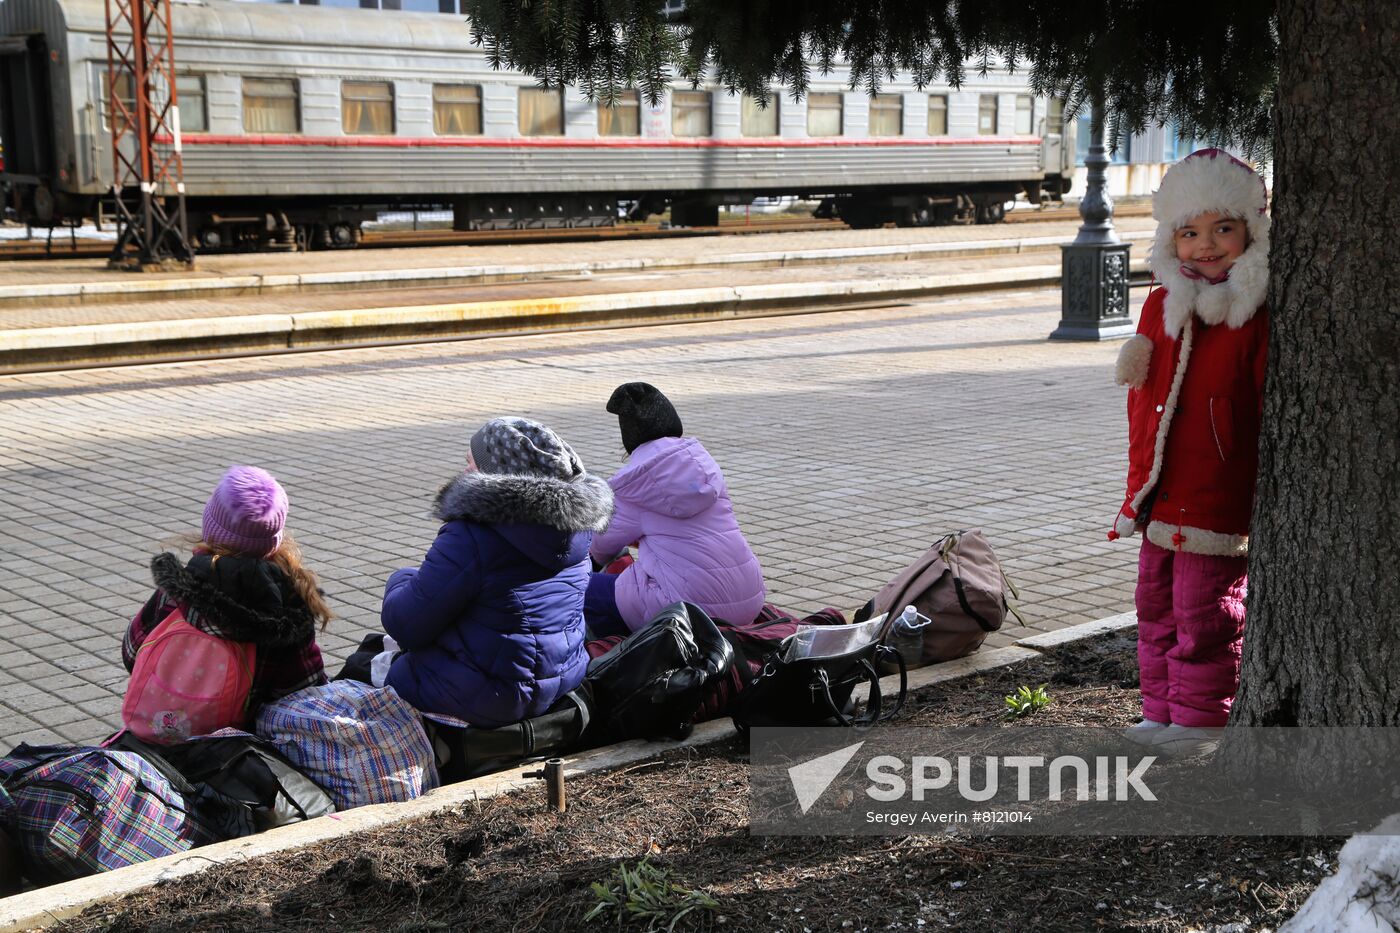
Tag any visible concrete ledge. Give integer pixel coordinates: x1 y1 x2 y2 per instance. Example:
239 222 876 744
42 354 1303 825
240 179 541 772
1 315 295 352
1015 611 1138 649
878 645 1042 699
0 230 1154 309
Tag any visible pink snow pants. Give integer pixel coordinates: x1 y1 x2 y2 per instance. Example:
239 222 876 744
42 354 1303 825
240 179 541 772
1135 539 1248 728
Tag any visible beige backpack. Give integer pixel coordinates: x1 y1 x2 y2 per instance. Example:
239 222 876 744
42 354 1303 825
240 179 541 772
855 530 1024 666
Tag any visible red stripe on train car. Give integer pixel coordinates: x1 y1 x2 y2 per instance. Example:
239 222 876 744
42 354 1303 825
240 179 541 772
158 134 1043 149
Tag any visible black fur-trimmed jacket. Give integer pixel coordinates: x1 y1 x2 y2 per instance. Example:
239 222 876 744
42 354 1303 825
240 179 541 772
122 552 327 711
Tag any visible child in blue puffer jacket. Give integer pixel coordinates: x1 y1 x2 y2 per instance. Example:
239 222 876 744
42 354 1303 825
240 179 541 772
378 417 613 727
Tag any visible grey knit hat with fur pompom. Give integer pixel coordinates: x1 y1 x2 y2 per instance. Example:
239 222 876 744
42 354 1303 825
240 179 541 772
469 417 585 481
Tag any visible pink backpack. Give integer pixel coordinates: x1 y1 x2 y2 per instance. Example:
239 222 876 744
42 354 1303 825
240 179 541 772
121 608 256 744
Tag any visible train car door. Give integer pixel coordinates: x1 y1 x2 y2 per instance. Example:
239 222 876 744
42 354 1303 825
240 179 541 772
0 35 55 182
1041 97 1064 179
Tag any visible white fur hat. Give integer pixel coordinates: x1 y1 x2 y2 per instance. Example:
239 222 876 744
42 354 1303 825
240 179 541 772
1149 148 1270 338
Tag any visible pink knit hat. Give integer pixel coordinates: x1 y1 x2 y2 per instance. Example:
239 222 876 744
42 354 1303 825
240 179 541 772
201 466 289 557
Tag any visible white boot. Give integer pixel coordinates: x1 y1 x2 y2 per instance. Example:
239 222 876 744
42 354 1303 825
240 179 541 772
1122 719 1170 746
1152 724 1224 757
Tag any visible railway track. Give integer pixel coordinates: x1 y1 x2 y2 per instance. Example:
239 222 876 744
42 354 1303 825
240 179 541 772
0 205 1151 262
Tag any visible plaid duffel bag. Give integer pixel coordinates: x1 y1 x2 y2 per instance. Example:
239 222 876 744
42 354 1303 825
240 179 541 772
255 681 438 811
0 744 220 884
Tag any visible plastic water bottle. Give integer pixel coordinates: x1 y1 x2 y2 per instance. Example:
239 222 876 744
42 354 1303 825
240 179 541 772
891 605 933 668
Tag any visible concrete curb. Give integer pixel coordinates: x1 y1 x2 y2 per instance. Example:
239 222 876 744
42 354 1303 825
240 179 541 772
0 230 1154 308
0 259 1151 372
0 613 1133 931
1015 611 1137 649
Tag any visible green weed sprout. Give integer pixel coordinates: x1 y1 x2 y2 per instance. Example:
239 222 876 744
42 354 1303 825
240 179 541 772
1004 684 1053 720
584 858 719 932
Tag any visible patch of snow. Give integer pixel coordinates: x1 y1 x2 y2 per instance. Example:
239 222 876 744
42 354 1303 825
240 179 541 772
1282 813 1400 933
0 223 117 241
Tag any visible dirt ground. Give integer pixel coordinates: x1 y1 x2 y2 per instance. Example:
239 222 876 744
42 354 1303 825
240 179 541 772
48 632 1339 933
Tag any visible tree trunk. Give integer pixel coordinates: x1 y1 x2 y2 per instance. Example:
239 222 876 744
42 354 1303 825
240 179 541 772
1232 0 1400 725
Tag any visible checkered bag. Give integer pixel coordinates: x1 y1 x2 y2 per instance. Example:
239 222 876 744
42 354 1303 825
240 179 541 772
0 744 219 884
254 681 438 810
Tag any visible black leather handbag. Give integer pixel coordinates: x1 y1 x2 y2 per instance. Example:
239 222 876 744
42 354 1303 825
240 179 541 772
423 683 595 783
731 616 906 731
109 731 336 837
584 601 735 742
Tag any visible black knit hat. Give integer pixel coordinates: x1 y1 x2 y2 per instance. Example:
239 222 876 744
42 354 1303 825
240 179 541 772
606 383 683 454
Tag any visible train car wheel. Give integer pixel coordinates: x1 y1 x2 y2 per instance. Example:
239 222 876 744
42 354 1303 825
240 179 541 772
975 201 1007 224
330 222 357 248
896 205 934 228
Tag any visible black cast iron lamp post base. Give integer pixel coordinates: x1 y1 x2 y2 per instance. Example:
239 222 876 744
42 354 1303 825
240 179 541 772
1051 96 1136 341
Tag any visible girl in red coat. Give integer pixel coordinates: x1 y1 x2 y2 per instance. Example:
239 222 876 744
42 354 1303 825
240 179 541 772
1111 149 1269 753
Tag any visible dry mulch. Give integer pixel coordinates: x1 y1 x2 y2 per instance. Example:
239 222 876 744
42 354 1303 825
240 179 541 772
49 632 1339 933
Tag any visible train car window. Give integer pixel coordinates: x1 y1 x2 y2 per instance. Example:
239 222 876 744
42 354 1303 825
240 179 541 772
343 81 395 135
672 90 712 137
927 95 948 136
176 75 207 134
869 93 902 137
100 72 137 133
1046 98 1065 135
598 90 640 136
1074 112 1092 165
807 93 842 137
1014 95 1033 135
978 94 999 135
740 94 778 137
519 87 564 136
434 84 482 135
243 78 300 134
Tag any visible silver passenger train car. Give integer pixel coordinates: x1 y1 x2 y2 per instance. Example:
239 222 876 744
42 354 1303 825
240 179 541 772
1 0 1077 249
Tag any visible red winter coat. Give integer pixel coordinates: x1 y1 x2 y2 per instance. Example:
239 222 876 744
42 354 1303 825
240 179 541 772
1111 287 1269 556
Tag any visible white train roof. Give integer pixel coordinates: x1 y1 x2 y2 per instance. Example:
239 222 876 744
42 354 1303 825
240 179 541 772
10 0 479 51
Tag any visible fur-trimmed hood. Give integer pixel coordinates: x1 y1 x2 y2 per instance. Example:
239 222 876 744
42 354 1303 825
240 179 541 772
383 469 610 724
433 470 613 533
1148 148 1270 339
150 552 317 648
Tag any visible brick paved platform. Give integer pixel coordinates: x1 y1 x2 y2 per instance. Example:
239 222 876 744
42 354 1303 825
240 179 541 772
0 285 1144 746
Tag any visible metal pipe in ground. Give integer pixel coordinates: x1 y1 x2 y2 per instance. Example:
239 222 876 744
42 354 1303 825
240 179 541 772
527 758 567 813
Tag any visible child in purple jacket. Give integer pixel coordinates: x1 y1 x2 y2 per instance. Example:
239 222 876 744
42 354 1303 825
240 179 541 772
586 383 767 635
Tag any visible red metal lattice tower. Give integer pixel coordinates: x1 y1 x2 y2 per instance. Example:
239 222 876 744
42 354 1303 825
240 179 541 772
105 0 193 268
